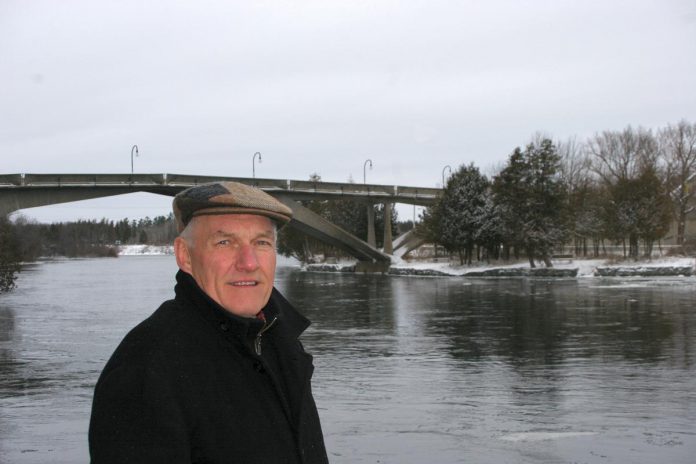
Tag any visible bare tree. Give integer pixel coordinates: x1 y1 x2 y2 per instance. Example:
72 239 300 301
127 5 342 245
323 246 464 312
558 137 592 193
660 120 696 246
557 137 594 255
588 126 663 257
588 126 658 184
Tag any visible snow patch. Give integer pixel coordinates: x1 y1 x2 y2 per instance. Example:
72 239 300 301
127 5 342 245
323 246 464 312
118 245 173 256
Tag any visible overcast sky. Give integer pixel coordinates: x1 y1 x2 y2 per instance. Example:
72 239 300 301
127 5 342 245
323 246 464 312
2 0 695 223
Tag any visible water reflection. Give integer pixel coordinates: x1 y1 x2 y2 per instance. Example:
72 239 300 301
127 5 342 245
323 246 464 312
0 305 23 396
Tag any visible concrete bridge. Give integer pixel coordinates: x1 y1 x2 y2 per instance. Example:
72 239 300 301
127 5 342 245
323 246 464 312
0 173 439 268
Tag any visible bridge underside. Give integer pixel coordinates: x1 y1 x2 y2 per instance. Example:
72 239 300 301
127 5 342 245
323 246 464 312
0 186 393 263
274 196 390 263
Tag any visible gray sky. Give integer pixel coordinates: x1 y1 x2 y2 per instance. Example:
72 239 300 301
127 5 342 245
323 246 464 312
2 0 695 223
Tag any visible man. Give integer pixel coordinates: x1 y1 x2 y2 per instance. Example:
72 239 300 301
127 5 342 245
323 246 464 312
89 181 329 464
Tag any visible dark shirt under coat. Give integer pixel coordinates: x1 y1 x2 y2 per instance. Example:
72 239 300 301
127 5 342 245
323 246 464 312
89 270 328 464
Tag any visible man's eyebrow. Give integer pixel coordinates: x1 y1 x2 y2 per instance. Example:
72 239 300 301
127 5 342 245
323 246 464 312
210 230 275 239
255 230 275 240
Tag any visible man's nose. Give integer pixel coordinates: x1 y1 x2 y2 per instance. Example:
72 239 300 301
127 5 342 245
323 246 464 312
236 244 260 272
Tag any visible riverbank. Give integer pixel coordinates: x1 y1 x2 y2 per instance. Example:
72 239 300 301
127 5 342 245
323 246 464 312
306 256 696 278
113 245 695 278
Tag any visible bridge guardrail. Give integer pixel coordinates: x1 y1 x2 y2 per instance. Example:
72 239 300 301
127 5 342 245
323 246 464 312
164 174 288 190
284 182 441 198
289 180 373 194
0 174 23 186
1 173 442 203
395 185 441 197
21 173 167 186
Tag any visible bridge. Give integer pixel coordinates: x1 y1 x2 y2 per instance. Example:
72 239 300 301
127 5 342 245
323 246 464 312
0 173 439 270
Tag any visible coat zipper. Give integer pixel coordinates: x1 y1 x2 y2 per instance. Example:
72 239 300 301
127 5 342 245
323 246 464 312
254 316 277 356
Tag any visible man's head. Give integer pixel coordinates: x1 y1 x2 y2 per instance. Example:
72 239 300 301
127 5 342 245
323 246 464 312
172 182 293 317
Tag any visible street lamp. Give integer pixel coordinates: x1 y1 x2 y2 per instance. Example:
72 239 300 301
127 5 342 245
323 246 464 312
131 145 139 175
363 159 372 184
441 164 451 188
253 152 262 179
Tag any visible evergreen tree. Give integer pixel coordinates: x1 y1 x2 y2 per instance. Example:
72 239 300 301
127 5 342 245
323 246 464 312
438 164 490 264
492 139 568 267
475 194 505 262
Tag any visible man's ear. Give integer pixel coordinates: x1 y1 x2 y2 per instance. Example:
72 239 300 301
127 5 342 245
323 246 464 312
174 237 193 273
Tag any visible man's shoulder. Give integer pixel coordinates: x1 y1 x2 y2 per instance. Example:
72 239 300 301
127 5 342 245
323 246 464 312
104 298 210 369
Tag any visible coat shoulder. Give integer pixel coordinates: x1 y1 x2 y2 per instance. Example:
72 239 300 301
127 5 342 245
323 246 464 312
98 298 213 380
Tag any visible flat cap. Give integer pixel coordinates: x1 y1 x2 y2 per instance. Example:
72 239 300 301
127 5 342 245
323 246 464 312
173 181 293 232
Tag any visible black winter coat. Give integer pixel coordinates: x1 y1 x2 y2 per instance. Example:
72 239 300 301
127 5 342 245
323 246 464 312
89 271 328 464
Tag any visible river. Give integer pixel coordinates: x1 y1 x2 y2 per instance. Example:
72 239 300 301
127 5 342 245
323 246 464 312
1 256 695 463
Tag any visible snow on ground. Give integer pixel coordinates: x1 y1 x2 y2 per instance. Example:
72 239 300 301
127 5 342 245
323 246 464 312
118 244 174 256
389 256 695 277
117 243 695 278
116 245 302 268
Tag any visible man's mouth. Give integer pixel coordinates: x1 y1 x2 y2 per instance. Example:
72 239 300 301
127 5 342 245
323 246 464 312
231 281 258 287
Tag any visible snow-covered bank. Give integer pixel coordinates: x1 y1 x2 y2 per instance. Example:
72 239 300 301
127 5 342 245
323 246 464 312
306 257 696 278
115 246 302 268
118 244 174 256
114 245 695 278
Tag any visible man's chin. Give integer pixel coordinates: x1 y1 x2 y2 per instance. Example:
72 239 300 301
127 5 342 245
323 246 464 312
222 295 268 318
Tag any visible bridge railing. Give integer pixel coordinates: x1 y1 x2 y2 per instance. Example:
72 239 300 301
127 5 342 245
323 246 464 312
0 174 23 186
165 174 289 190
1 173 442 203
19 173 168 186
288 180 395 196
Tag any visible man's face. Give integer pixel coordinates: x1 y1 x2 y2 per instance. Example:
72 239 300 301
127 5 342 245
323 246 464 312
174 214 277 318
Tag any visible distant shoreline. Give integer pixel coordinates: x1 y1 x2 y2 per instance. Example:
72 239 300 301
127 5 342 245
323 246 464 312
112 245 695 278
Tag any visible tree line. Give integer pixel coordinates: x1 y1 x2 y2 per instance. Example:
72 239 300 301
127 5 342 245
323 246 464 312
420 120 696 266
0 214 178 292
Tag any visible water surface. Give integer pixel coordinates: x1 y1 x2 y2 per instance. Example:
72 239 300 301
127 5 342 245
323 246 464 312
1 257 695 463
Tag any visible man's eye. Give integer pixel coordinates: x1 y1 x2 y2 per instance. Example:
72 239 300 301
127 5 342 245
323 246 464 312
256 240 273 247
216 239 230 246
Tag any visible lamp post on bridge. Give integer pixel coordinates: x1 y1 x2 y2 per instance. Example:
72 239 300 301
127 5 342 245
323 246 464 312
130 145 139 176
442 164 452 188
363 159 372 184
253 152 262 179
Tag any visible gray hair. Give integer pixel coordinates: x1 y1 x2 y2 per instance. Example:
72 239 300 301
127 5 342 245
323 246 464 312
179 217 199 248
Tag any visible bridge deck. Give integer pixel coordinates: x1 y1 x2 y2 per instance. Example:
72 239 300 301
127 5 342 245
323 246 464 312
0 173 440 205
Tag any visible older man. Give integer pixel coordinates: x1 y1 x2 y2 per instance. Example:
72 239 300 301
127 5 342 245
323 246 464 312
89 182 328 464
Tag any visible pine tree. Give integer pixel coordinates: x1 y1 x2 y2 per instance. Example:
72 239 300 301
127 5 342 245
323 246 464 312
438 164 490 264
493 139 568 267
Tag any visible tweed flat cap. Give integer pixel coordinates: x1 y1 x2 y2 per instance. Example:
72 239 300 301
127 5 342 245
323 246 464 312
173 181 293 232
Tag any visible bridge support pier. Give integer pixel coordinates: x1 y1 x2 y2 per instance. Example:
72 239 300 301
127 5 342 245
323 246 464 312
383 202 393 255
366 203 376 247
